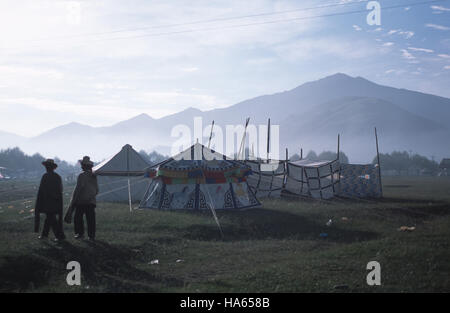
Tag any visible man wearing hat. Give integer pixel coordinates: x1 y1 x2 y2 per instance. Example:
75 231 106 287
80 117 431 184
35 159 65 241
65 156 99 240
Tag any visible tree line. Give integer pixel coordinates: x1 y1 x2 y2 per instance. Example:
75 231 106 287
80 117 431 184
0 147 441 178
372 151 439 175
290 150 350 164
289 150 439 176
0 147 77 178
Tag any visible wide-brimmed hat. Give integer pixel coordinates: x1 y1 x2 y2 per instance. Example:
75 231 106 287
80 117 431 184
42 159 58 169
79 156 94 167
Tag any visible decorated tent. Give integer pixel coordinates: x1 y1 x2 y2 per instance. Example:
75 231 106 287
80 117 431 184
139 143 260 210
93 144 150 208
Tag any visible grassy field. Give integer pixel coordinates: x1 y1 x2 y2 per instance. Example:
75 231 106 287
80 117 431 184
0 176 449 293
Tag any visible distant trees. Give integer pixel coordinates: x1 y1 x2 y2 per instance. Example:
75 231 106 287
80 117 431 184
139 150 167 165
0 147 77 178
306 151 318 160
372 151 439 175
290 150 349 164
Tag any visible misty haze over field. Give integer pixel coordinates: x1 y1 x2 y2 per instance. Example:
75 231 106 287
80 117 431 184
1 73 449 164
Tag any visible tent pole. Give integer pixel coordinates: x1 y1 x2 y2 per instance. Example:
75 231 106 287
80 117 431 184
300 148 303 160
126 145 132 212
237 117 250 160
202 170 224 239
337 134 340 161
267 118 270 163
207 120 214 149
375 127 383 197
128 178 132 212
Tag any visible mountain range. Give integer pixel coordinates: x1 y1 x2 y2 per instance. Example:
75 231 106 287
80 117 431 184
1 73 449 163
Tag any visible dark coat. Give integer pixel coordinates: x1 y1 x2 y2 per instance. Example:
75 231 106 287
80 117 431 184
69 171 98 208
34 171 63 232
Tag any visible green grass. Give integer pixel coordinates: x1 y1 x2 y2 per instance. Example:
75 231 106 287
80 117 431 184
0 176 449 292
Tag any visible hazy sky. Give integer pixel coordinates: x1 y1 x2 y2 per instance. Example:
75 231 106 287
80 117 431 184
0 0 449 137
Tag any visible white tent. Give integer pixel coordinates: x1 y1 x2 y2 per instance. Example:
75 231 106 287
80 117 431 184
245 160 286 198
285 159 341 199
93 144 150 210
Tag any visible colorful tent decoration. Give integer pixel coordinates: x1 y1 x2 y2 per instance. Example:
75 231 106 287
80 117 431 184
140 143 260 210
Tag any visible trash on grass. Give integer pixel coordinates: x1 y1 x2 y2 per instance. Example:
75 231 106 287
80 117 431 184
333 284 349 290
341 217 349 221
398 226 416 232
176 259 184 263
149 259 159 265
326 219 332 227
319 233 328 238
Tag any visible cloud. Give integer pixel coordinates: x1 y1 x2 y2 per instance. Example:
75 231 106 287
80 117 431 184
0 65 64 80
352 25 362 31
0 97 141 119
387 29 414 38
273 37 376 61
431 5 450 12
401 49 418 63
385 69 406 75
444 65 450 70
407 47 434 53
180 67 199 72
135 91 224 113
245 57 275 66
425 24 450 31
400 31 414 39
438 54 450 59
382 42 394 47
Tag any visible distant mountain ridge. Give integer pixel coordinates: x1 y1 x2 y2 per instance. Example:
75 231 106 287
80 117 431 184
1 73 449 163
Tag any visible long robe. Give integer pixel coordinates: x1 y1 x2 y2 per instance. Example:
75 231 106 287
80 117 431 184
34 171 63 233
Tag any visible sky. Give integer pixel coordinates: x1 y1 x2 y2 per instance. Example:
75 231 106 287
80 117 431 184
0 0 449 137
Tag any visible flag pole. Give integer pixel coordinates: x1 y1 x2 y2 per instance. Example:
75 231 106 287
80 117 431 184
375 127 383 197
237 117 250 160
267 118 271 163
126 145 132 212
208 120 214 149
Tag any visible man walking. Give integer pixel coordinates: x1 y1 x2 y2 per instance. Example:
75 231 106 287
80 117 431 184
64 156 99 240
35 159 65 241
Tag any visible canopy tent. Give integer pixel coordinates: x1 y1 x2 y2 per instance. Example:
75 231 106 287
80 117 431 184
285 130 382 199
338 164 382 198
285 159 341 199
93 144 150 209
139 143 260 210
245 160 286 198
